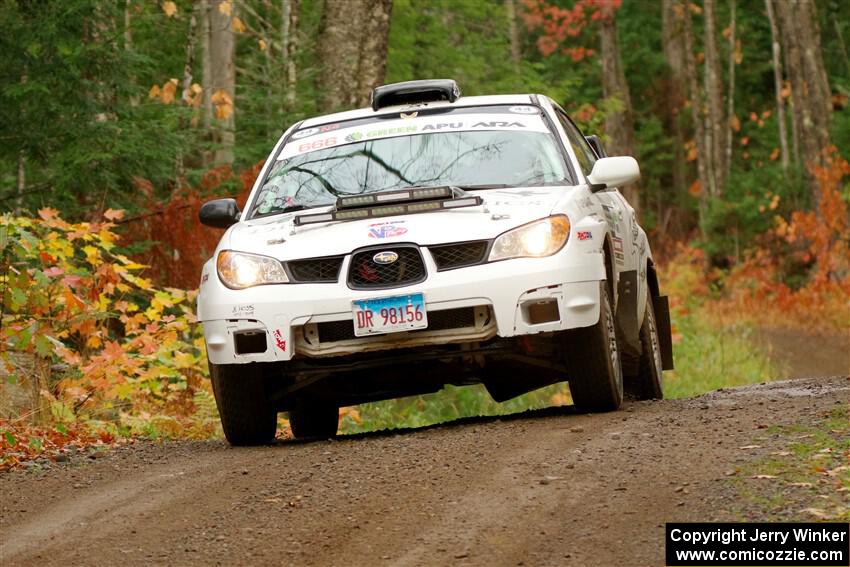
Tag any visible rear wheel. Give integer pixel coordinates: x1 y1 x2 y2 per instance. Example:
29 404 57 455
627 289 664 400
209 362 277 446
289 399 339 439
563 279 624 412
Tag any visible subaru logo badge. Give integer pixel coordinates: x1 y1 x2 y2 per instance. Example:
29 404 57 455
372 251 399 265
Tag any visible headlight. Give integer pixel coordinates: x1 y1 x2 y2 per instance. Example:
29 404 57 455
217 250 289 289
489 215 570 261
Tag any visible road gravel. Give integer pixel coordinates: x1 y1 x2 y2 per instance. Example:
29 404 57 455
1 375 848 567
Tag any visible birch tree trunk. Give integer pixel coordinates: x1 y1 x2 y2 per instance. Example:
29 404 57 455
775 0 832 204
599 4 639 218
282 0 299 108
703 0 725 197
724 0 736 183
177 2 200 182
765 0 789 173
680 0 711 232
662 0 688 205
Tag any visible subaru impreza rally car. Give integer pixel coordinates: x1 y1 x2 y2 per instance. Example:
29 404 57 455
197 79 673 445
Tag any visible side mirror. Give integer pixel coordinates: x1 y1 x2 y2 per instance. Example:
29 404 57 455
199 198 241 229
586 156 640 190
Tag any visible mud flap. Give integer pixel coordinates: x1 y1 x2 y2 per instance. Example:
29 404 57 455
615 270 640 357
652 295 674 370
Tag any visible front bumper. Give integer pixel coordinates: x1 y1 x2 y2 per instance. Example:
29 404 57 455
199 246 605 365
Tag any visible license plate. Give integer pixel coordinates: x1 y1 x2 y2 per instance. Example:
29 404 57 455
352 293 428 337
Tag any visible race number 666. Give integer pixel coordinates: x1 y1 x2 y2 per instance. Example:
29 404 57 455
298 137 337 153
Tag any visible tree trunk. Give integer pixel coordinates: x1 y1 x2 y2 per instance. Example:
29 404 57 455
765 0 789 173
282 0 299 108
505 0 521 75
680 0 711 233
15 150 25 214
661 0 688 206
703 0 725 197
201 0 213 132
206 0 236 166
599 5 639 218
775 0 831 204
318 0 392 112
724 0 736 183
124 0 140 107
177 2 200 184
355 0 393 108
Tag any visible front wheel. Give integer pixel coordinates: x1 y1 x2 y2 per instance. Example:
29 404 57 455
210 362 277 446
563 279 624 412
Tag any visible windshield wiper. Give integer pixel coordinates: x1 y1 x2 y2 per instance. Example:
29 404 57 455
453 183 514 190
279 204 311 213
454 180 570 190
251 203 325 219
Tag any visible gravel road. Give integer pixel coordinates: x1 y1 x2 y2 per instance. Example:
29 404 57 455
1 375 848 567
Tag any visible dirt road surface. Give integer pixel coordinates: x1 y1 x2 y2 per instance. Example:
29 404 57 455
2 372 848 567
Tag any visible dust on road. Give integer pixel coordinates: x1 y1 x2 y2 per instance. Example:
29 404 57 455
2 375 848 567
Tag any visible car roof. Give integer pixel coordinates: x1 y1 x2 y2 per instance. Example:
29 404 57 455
299 94 539 128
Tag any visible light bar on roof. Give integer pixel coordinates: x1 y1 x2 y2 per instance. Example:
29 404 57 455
294 195 482 226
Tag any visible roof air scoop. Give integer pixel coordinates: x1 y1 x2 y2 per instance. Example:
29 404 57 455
370 79 461 111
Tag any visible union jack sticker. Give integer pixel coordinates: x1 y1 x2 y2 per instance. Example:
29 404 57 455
577 231 593 241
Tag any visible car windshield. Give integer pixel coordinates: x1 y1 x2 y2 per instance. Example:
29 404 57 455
249 127 570 218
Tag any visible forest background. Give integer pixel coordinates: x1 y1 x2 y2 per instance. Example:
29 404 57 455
0 0 847 465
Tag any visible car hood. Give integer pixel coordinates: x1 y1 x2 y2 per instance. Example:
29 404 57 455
225 186 573 260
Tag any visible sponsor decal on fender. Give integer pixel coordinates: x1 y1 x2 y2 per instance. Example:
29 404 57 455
273 329 286 352
368 222 408 239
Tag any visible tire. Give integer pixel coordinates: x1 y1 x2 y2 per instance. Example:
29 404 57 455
289 399 339 439
628 289 664 400
209 361 277 446
563 279 624 412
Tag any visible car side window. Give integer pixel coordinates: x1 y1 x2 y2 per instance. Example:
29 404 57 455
555 111 597 177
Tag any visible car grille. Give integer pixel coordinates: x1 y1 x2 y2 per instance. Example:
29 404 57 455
429 241 489 271
287 256 344 283
317 307 478 343
348 246 426 289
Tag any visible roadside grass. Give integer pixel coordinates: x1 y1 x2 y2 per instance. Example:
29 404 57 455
663 316 785 399
339 306 781 434
339 382 571 434
730 404 850 521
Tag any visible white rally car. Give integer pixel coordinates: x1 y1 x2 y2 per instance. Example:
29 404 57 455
197 79 673 445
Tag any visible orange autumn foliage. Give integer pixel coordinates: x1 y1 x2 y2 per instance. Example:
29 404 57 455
125 161 264 289
709 148 850 331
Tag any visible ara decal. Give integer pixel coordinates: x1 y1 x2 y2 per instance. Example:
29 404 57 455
471 121 526 128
